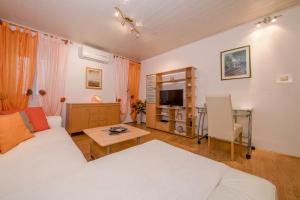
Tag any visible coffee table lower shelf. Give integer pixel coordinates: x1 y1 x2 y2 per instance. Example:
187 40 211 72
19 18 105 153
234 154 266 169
90 137 142 159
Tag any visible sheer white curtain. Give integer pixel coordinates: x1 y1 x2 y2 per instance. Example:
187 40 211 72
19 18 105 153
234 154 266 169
114 57 129 121
35 35 70 115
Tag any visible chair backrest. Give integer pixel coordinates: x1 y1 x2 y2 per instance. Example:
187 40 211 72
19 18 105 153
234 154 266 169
206 95 234 141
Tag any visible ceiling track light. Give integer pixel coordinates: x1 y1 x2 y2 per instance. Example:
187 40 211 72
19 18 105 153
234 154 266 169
114 6 140 38
255 15 282 27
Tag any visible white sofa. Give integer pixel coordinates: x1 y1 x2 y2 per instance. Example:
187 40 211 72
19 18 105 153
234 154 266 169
0 117 277 200
0 116 87 199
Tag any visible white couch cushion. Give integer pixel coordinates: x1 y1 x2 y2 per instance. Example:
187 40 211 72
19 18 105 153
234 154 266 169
208 168 277 200
0 127 86 199
46 116 62 128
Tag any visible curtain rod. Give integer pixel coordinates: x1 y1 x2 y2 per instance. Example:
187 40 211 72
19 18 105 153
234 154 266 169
0 18 70 44
0 18 141 60
113 55 141 64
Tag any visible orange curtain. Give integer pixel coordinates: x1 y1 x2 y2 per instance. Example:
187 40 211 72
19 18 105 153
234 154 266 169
128 61 141 121
0 22 38 111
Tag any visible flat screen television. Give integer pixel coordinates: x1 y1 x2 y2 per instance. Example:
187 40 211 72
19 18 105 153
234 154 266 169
160 89 183 106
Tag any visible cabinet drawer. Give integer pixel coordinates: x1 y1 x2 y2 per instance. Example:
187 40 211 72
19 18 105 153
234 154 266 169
155 121 169 132
89 121 100 128
89 107 107 121
89 119 107 127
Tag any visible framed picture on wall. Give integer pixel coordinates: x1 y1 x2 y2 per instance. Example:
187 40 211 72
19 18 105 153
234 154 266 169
220 45 251 80
86 67 102 89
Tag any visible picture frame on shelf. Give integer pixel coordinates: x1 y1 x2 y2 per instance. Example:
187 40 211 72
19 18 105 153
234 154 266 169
220 45 251 80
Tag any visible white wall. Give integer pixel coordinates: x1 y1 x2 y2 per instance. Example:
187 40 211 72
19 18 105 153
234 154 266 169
61 43 117 124
64 43 116 103
140 6 300 157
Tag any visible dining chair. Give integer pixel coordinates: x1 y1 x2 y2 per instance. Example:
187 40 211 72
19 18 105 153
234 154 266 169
206 95 243 161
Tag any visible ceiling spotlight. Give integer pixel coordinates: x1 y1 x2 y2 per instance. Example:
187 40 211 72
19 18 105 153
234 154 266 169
271 17 278 23
255 15 282 27
114 6 140 38
256 22 261 28
136 22 143 27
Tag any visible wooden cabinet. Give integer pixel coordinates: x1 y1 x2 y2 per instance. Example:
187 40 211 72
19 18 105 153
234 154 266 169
66 103 120 135
146 103 156 128
155 121 169 132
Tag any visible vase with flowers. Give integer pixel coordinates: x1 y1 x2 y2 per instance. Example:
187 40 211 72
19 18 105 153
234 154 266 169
131 100 146 124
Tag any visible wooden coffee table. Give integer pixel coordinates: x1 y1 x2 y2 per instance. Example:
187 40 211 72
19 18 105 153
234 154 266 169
83 124 150 158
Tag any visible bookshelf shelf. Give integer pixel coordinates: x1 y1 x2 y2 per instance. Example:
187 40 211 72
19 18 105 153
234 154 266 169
157 78 186 84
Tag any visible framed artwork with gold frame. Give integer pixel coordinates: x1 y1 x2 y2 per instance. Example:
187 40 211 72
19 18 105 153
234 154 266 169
86 67 102 89
221 45 251 80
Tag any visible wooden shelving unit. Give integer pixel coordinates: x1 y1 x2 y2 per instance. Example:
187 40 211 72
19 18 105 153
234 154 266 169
146 66 197 138
157 78 186 84
185 67 196 137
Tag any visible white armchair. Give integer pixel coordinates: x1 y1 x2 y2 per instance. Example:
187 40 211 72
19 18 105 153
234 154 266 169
206 95 243 160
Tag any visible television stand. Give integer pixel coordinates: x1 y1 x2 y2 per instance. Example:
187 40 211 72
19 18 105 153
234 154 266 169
149 67 196 138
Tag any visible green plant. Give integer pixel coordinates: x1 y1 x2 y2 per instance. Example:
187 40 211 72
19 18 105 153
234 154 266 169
131 100 146 114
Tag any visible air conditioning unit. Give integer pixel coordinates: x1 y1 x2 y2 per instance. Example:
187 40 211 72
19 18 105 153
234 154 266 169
78 46 112 64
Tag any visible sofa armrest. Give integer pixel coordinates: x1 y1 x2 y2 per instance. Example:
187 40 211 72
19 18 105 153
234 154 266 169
46 116 62 128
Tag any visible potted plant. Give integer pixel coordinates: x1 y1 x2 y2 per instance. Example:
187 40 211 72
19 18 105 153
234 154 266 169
131 100 146 124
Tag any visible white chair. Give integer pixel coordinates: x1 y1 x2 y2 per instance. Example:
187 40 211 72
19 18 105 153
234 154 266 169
206 95 243 161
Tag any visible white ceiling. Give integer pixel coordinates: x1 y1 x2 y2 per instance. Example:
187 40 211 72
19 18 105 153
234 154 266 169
0 0 300 60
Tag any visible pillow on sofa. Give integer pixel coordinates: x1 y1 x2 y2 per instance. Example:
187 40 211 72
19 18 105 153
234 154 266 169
0 113 34 153
24 107 49 132
19 111 35 132
0 109 22 115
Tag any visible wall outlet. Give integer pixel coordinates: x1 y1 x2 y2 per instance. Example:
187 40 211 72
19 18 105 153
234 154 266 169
276 74 293 83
